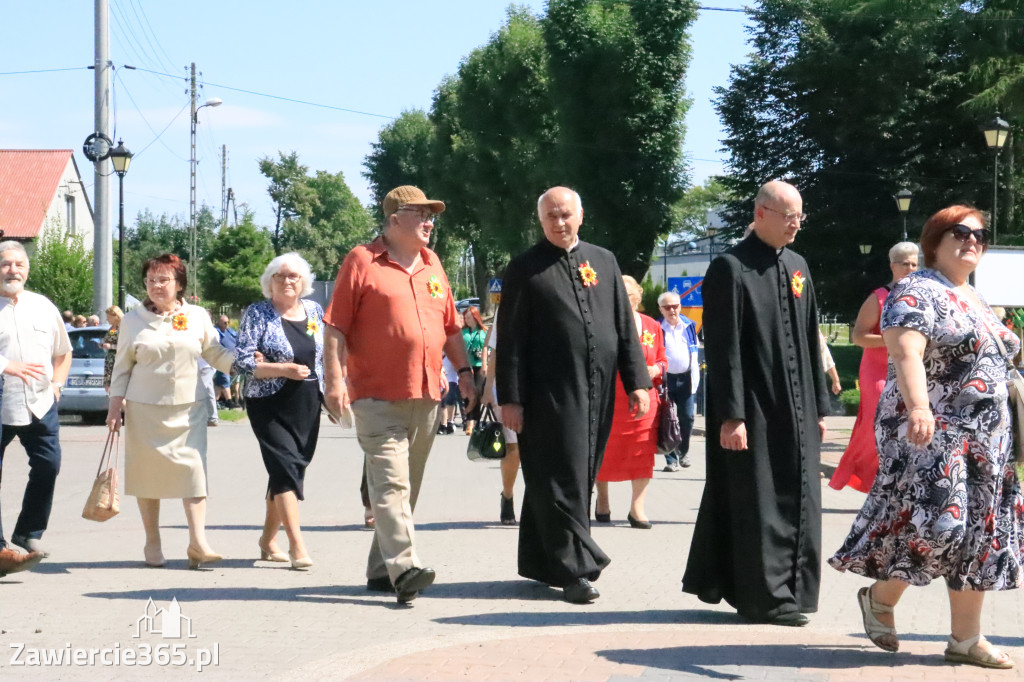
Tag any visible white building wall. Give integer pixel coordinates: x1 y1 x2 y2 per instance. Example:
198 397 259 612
42 157 94 249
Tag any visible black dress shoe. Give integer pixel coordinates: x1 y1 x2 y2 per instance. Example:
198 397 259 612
366 576 395 593
627 513 653 529
768 612 809 627
500 493 517 525
594 512 611 523
394 566 436 604
563 577 600 604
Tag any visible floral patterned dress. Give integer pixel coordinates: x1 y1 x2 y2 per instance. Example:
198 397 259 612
829 269 1024 590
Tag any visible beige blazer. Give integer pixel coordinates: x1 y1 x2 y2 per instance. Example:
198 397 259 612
109 303 234 405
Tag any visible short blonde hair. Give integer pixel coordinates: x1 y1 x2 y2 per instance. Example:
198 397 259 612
259 252 315 298
105 305 124 325
621 275 642 298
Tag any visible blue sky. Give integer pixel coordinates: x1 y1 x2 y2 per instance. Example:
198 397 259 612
1 1 751 228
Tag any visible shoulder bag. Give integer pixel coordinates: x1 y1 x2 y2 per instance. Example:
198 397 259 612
656 381 683 455
467 405 506 461
82 430 120 522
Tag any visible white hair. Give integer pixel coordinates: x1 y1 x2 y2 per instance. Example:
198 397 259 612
0 240 28 261
260 252 315 298
537 187 583 218
888 241 919 263
657 291 681 307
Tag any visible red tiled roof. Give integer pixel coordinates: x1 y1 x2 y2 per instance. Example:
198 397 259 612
0 150 74 239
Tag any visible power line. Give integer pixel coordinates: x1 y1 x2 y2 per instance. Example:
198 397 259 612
124 0 175 74
133 0 178 70
115 69 190 161
0 66 88 75
131 100 191 160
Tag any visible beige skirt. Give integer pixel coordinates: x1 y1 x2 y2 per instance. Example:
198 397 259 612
124 400 210 499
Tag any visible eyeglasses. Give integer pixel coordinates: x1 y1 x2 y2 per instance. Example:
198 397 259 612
397 206 439 223
145 276 175 287
948 223 990 245
659 304 680 310
272 273 302 283
762 206 807 223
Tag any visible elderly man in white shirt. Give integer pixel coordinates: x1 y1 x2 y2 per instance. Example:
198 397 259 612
0 241 71 573
658 291 700 471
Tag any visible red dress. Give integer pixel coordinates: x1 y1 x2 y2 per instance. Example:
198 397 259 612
597 313 665 482
829 286 889 493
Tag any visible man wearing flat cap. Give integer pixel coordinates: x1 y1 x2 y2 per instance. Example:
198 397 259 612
324 185 476 604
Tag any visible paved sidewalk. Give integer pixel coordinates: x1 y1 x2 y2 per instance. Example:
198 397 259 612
1 414 1021 680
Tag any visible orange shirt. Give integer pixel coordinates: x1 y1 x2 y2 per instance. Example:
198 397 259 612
324 237 460 402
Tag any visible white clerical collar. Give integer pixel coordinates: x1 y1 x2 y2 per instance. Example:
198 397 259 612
565 236 580 253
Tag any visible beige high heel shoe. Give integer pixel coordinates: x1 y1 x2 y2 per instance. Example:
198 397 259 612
187 545 223 570
143 543 165 568
258 542 288 563
289 551 313 570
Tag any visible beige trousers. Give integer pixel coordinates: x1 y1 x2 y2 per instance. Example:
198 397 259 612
351 398 439 582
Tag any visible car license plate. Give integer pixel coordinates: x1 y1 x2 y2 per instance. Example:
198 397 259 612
68 376 103 387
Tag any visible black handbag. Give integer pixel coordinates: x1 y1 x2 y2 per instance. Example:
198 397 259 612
656 383 683 455
467 405 507 461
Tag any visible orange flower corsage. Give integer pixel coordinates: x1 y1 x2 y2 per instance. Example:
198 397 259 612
791 271 805 298
578 261 598 287
427 275 444 299
641 330 656 347
171 313 188 331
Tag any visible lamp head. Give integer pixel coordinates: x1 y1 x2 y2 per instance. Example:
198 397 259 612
859 244 872 255
982 116 1011 150
108 139 133 176
895 188 912 213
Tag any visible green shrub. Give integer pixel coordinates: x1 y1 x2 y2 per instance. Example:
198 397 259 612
838 388 860 416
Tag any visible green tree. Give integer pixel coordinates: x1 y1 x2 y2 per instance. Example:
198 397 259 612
258 151 314 254
544 0 699 279
672 177 733 239
27 222 94 314
283 169 376 281
121 207 217 302
200 211 275 308
363 110 437 221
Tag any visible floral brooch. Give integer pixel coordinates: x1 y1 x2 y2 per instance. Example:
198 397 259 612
641 330 656 348
306 319 320 337
791 270 805 298
171 313 188 331
578 261 598 287
427 275 444 299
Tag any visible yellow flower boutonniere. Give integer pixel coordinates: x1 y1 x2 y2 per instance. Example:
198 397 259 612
578 261 598 287
641 330 656 348
427 275 444 299
171 313 188 331
307 319 320 337
791 270 805 298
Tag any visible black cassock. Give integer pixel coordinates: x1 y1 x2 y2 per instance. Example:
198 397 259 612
497 239 650 587
682 234 829 620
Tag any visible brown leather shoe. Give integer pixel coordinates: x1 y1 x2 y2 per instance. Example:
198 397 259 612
0 547 43 577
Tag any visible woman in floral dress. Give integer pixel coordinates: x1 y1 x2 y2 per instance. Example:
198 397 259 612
829 206 1023 669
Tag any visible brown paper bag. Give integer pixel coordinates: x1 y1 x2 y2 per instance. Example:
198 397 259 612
82 430 120 522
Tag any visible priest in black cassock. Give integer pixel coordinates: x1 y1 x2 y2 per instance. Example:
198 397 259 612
682 180 830 627
496 186 652 605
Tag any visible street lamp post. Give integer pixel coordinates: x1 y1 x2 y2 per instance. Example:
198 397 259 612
190 97 222 301
982 116 1011 244
108 140 133 311
894 189 912 241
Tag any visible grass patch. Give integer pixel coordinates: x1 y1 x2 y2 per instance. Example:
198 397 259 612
829 344 861 390
217 409 248 423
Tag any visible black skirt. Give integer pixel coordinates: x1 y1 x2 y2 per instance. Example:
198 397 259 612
246 317 321 500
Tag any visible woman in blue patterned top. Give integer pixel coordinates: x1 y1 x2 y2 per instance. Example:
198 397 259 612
234 253 324 570
830 206 1023 669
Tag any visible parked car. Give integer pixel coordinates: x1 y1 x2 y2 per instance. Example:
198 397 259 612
59 326 110 423
455 297 480 313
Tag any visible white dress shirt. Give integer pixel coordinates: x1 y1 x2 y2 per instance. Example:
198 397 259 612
0 291 72 425
661 317 700 394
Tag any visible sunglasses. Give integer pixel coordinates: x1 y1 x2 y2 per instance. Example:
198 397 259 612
949 223 990 245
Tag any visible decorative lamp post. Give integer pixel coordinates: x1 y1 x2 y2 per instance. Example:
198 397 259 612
894 189 912 241
859 244 872 255
108 139 133 310
982 116 1011 243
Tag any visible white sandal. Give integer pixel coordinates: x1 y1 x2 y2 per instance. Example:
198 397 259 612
944 634 1014 669
857 586 899 652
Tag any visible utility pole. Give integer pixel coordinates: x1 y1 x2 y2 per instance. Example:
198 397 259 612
220 144 228 228
93 0 112 315
189 62 198 302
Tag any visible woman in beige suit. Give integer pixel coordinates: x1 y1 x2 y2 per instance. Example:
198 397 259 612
105 254 235 569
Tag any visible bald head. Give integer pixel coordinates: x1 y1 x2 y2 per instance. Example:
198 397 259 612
752 181 804 249
537 186 584 250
